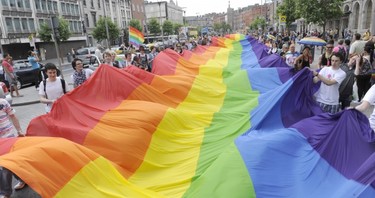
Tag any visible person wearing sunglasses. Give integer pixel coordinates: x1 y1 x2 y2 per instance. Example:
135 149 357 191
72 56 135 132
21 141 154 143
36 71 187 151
318 40 335 69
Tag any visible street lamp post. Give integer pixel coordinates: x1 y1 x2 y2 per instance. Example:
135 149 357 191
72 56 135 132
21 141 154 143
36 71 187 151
102 0 110 49
157 2 164 41
78 0 89 46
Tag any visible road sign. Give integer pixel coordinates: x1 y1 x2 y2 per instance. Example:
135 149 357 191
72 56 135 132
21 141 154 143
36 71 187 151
280 15 286 23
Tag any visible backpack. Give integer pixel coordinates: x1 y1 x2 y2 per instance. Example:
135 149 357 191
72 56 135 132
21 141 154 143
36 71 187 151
337 46 346 60
43 78 66 99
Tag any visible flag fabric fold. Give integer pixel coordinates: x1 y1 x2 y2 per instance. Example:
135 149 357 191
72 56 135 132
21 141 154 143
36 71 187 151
0 34 374 197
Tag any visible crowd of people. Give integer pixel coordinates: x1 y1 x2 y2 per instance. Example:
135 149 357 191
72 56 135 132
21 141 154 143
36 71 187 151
2 30 375 197
256 29 375 131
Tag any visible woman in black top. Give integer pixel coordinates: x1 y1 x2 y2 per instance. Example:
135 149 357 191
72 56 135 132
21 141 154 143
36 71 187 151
294 46 311 71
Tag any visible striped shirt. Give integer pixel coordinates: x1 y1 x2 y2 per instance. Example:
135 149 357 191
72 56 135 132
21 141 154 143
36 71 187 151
0 99 16 138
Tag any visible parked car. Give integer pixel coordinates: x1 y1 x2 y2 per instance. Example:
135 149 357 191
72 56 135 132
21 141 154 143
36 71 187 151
75 47 97 67
1 59 61 89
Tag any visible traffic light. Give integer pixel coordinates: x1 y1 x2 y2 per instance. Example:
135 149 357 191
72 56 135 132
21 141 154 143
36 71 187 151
51 16 60 40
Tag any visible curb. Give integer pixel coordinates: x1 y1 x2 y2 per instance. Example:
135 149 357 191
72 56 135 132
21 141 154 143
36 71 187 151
12 100 40 107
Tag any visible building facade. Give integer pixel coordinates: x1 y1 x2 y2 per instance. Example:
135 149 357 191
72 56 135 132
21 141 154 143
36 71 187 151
0 0 86 59
144 0 183 26
81 0 132 47
340 0 374 36
0 0 134 60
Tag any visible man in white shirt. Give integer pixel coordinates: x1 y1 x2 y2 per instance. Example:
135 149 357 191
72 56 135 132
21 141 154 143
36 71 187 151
285 44 300 67
349 33 366 58
39 63 69 113
95 44 102 62
312 52 347 114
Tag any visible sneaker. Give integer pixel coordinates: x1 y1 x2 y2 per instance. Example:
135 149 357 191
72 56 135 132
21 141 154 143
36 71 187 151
352 100 361 104
36 87 39 91
14 181 26 190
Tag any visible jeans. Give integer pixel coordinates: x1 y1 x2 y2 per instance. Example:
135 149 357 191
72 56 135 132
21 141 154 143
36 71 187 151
33 68 41 88
0 167 12 197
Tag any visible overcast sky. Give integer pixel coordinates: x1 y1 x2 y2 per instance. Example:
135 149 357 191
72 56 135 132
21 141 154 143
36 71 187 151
148 0 264 16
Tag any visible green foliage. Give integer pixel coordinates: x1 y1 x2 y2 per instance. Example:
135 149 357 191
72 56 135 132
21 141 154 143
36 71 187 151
297 0 343 27
213 23 221 32
249 17 267 30
38 23 53 42
92 17 120 42
276 0 299 30
38 17 71 42
162 20 174 35
212 22 232 34
58 18 71 41
173 23 183 35
129 19 142 32
148 18 161 34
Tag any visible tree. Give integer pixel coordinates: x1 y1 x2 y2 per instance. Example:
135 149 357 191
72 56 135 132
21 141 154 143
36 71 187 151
92 17 120 43
173 23 183 35
162 20 174 35
221 22 232 33
38 17 71 42
276 0 299 32
297 0 343 38
148 18 161 35
249 17 267 31
213 23 221 33
129 19 142 32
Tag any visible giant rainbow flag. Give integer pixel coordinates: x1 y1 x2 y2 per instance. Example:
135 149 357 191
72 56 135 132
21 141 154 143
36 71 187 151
129 26 145 48
1 34 375 197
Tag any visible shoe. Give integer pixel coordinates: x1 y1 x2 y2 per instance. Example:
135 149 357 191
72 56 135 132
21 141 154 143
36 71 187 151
36 87 40 91
14 181 26 190
0 195 10 198
352 100 361 104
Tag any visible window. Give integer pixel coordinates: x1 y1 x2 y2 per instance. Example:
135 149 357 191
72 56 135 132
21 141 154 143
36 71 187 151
9 0 15 7
70 4 74 15
69 21 73 32
61 2 65 13
17 0 23 8
1 0 8 7
47 0 52 11
5 18 13 33
83 0 86 6
13 18 21 32
53 1 57 12
66 3 71 14
75 5 79 15
24 0 30 8
41 0 46 10
21 18 28 32
38 19 43 25
90 0 93 8
97 0 100 8
91 12 96 26
35 0 40 10
77 21 81 31
28 18 35 31
85 14 89 27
